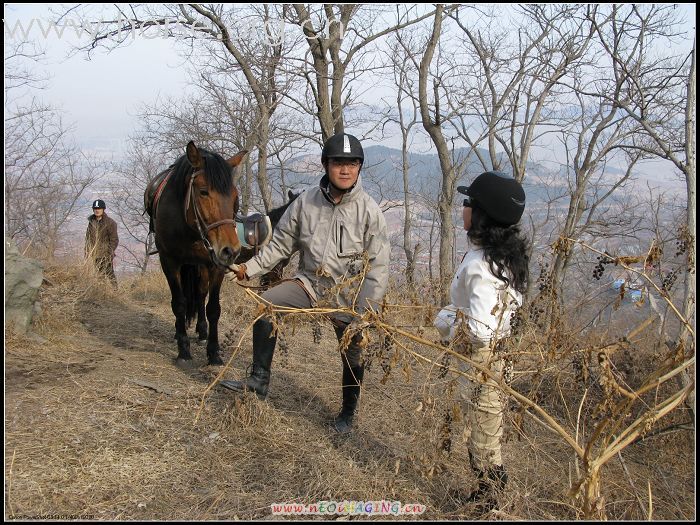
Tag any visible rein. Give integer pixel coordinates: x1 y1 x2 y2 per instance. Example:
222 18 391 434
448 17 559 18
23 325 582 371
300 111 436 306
234 281 273 291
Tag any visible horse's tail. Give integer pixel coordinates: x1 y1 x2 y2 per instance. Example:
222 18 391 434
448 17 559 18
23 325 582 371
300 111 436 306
181 264 199 326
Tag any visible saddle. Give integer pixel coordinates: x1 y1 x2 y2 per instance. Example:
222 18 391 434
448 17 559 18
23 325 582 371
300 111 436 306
236 212 272 252
144 167 174 231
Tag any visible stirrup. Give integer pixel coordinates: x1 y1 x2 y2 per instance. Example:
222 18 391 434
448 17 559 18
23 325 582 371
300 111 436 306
147 232 158 255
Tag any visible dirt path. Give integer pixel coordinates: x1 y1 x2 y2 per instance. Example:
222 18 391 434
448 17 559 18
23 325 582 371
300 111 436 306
5 274 695 520
5 281 455 520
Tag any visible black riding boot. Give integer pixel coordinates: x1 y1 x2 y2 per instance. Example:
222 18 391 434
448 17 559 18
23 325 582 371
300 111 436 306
334 362 364 434
465 465 508 512
219 318 276 400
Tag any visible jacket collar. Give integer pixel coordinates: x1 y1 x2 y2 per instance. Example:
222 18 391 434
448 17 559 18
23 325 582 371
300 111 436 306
319 174 363 204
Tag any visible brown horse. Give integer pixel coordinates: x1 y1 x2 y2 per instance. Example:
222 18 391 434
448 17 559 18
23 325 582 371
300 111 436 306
145 141 246 367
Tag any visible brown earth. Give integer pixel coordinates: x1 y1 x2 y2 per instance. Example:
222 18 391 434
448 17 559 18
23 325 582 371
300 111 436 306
4 263 695 521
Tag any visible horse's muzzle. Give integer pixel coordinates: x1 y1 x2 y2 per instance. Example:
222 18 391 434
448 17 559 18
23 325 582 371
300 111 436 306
218 246 239 267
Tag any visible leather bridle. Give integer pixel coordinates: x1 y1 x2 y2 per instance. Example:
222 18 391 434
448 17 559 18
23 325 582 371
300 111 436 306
185 169 237 265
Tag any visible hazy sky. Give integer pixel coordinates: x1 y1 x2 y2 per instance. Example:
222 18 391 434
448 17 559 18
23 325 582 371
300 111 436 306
4 3 696 188
5 4 195 154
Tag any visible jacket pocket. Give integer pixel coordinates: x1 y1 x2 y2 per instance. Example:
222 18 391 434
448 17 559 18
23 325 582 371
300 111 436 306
336 219 363 258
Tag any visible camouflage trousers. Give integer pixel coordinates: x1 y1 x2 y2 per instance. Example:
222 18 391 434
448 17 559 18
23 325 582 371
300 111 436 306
456 341 505 469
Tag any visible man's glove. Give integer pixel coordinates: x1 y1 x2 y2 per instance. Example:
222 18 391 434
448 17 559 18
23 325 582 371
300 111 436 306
227 263 248 281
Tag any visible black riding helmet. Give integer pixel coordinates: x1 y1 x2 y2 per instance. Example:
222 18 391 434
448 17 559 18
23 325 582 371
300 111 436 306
321 132 364 195
321 132 364 165
457 171 525 225
92 199 107 209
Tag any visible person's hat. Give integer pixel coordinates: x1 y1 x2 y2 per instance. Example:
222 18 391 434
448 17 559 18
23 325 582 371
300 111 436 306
92 199 106 209
457 171 525 225
321 132 364 164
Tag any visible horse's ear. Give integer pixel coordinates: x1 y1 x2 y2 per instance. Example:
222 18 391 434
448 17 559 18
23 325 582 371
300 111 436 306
288 189 296 200
227 150 248 168
186 141 204 169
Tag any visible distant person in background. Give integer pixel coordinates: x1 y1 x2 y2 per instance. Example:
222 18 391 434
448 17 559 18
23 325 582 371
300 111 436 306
434 171 529 512
85 199 119 287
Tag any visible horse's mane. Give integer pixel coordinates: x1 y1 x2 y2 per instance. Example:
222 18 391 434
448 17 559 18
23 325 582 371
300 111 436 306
170 147 234 202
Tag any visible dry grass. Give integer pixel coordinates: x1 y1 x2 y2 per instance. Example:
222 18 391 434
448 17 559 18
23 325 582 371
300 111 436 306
4 261 695 520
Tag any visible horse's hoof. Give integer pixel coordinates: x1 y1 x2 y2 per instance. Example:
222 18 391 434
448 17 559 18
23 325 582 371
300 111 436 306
208 356 224 366
175 358 194 369
197 337 208 345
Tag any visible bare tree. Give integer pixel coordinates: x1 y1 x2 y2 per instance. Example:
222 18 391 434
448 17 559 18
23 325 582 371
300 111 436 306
72 4 299 212
153 79 258 212
448 4 597 181
267 119 316 204
285 4 436 141
382 30 424 293
546 93 644 299
416 5 462 305
586 3 695 412
109 136 168 273
134 83 311 216
182 4 294 212
5 40 103 259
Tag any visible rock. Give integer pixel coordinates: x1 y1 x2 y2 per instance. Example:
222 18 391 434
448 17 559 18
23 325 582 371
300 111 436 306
5 236 44 333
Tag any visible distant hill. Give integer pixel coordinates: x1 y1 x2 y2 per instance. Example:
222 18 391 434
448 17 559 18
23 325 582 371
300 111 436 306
275 145 568 206
274 144 684 207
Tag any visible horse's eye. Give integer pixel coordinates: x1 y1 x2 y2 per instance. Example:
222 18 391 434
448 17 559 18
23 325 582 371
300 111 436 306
199 189 209 196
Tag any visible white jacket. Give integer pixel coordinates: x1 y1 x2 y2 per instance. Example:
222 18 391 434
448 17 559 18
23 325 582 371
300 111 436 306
434 247 522 344
244 175 390 321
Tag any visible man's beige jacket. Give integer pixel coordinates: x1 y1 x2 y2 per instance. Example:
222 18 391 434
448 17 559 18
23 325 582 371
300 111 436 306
245 175 390 321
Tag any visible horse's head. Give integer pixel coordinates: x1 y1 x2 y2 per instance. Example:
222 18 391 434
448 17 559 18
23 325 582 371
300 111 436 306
185 141 246 267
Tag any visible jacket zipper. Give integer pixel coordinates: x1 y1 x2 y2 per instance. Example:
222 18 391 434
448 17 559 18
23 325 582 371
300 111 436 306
340 224 344 254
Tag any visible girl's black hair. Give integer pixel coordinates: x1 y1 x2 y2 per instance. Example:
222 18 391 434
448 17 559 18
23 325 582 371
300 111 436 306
467 206 530 294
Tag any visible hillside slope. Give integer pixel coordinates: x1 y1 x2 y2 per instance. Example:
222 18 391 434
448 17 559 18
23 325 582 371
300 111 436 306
5 264 695 520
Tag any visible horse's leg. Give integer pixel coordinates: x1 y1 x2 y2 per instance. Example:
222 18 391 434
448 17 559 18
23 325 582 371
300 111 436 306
195 266 209 342
162 260 192 365
205 268 225 366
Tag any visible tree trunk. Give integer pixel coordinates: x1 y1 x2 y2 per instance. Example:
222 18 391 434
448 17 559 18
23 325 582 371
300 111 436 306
679 39 696 414
256 110 272 212
581 466 605 519
418 5 456 306
241 155 252 215
402 154 417 291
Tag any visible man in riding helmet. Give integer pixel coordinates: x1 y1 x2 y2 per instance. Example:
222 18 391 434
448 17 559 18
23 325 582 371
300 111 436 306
85 199 119 287
221 132 390 434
